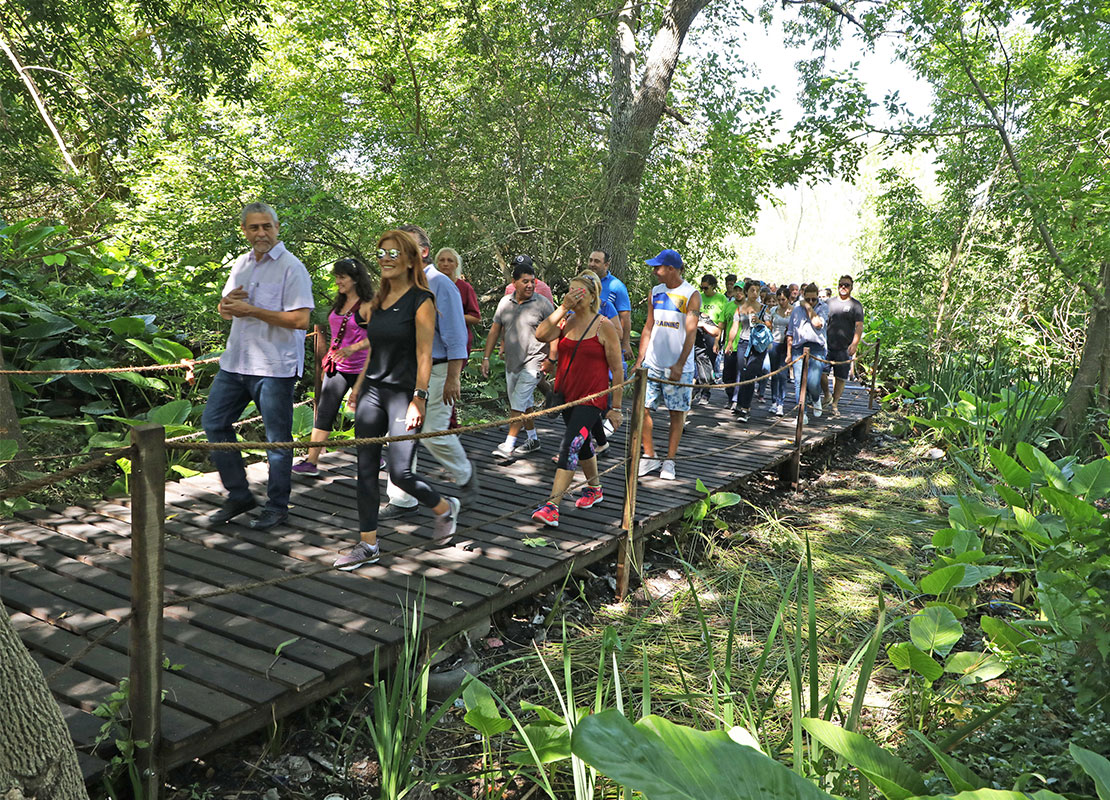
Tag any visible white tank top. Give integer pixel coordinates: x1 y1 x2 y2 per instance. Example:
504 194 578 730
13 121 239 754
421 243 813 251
645 280 697 373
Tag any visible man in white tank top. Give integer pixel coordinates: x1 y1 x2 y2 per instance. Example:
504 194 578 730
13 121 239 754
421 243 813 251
632 248 701 481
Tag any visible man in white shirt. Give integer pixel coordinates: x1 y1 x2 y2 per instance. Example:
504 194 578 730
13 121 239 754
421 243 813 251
202 203 314 530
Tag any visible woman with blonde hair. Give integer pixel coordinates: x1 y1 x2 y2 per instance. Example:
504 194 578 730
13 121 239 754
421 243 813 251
529 271 624 527
334 230 460 570
435 247 481 351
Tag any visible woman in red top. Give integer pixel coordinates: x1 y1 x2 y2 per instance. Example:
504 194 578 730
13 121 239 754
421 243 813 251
530 272 623 527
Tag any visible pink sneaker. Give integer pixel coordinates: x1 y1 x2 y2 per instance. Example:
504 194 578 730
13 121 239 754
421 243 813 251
531 502 560 527
574 486 603 509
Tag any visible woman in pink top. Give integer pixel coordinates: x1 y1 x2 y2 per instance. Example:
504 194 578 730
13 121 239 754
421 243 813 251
292 258 374 476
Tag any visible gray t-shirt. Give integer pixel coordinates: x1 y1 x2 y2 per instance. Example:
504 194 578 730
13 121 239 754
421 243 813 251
826 297 864 351
770 307 791 344
219 242 315 377
492 293 555 373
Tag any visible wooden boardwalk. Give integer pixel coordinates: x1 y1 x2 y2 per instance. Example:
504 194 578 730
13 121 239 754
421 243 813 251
1 381 876 782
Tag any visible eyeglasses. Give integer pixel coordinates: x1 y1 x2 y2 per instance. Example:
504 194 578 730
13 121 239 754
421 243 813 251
839 282 852 288
377 248 401 260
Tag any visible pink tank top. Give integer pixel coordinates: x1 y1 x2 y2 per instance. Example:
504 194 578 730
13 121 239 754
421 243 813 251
328 306 368 373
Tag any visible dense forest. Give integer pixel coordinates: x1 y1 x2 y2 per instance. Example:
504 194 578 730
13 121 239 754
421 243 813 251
2 0 1109 796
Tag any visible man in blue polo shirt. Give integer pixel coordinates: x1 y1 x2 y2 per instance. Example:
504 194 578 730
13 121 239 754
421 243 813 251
588 250 632 360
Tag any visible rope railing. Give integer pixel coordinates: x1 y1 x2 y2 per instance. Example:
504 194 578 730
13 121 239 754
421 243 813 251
163 377 636 452
0 447 134 501
0 357 219 376
644 354 802 389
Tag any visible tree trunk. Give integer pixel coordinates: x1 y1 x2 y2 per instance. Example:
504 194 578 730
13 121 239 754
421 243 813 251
593 0 712 280
1059 259 1110 446
0 605 90 799
0 333 27 488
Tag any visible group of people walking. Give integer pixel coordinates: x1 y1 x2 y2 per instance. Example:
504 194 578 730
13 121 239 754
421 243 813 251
202 203 864 570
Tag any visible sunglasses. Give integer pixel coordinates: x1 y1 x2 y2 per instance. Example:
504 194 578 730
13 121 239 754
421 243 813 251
839 282 852 288
377 248 401 260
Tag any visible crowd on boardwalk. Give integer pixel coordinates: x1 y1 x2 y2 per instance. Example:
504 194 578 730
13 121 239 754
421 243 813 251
204 203 864 570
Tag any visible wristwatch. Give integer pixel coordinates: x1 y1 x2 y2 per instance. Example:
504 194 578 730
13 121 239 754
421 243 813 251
413 388 430 401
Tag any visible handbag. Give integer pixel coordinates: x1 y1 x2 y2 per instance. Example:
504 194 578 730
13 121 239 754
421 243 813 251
550 313 601 406
323 307 356 377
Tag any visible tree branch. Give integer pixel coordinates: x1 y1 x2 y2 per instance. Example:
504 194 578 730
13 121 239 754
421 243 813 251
780 0 864 30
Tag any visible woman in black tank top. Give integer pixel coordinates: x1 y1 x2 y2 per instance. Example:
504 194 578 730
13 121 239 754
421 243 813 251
332 231 461 571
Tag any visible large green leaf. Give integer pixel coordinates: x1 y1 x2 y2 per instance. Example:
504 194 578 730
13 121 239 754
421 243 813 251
944 651 1006 685
571 710 837 800
106 316 150 336
1069 744 1110 800
148 400 192 426
918 564 966 595
988 447 1031 489
1038 486 1102 527
907 730 986 793
980 616 1041 655
14 312 75 339
0 439 18 463
461 677 511 737
801 718 927 800
887 642 943 681
909 607 963 657
509 722 570 765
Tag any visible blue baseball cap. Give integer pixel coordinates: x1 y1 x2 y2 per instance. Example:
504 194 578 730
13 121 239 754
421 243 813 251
646 249 683 270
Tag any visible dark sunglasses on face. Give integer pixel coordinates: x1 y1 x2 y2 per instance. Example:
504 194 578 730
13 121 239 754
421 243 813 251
377 248 401 260
839 282 852 288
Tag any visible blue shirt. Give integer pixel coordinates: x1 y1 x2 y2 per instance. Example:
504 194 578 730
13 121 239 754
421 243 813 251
423 264 468 361
600 272 631 313
600 299 618 320
787 301 829 348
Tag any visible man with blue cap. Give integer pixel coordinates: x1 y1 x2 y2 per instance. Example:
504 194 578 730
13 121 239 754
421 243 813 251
632 248 701 481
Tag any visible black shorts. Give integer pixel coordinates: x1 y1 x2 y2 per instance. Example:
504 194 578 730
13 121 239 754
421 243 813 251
827 348 852 379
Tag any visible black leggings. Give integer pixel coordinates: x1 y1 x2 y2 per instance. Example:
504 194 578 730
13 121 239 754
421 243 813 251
736 347 766 409
314 371 360 431
557 405 602 471
355 383 441 531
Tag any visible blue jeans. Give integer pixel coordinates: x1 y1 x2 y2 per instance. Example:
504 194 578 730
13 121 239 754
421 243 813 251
769 342 787 405
202 369 296 512
793 343 826 413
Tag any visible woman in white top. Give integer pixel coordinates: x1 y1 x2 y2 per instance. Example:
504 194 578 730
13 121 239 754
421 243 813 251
768 286 793 417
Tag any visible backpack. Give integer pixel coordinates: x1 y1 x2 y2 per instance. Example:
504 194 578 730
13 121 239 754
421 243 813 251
746 306 773 356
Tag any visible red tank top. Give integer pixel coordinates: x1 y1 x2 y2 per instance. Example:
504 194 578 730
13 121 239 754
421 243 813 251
554 331 609 409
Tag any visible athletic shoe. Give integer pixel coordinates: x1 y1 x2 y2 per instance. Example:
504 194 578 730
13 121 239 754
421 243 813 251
575 486 604 509
735 408 750 422
208 496 257 526
379 502 418 520
532 502 560 527
727 401 737 412
803 413 810 425
249 508 288 530
594 441 609 455
697 395 710 406
638 457 662 476
493 441 515 460
813 398 823 419
513 437 541 455
291 460 319 476
660 460 677 481
334 541 380 571
432 496 461 541
773 403 785 417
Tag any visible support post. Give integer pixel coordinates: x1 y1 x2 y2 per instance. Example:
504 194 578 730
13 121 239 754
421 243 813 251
869 338 881 409
616 368 647 601
786 352 809 491
313 323 327 415
130 424 165 799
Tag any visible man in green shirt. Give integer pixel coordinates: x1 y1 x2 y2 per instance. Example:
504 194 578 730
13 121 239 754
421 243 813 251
695 274 733 404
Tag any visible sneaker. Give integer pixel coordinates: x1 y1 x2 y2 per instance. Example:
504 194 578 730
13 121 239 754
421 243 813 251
638 457 662 477
531 502 560 527
291 459 320 477
660 460 676 481
803 413 810 425
334 541 380 571
813 398 823 419
575 486 604 509
727 401 737 412
432 496 461 541
594 441 609 455
513 437 540 455
249 508 288 530
493 441 515 460
458 468 481 507
774 403 785 417
379 502 418 520
735 407 749 422
697 395 710 406
208 496 257 526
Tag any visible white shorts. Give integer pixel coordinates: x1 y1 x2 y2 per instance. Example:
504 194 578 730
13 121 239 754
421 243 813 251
506 369 542 412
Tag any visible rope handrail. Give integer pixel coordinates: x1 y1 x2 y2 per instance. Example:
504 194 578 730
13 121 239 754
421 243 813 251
0 447 134 501
0 356 219 376
644 354 801 389
164 377 635 452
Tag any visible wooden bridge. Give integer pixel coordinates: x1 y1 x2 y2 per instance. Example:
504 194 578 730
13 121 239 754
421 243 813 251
1 379 877 784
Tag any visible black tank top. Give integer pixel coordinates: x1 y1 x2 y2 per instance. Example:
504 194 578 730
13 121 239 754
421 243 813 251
364 287 434 390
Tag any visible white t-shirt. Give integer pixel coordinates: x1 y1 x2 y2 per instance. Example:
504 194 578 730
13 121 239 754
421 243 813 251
219 242 315 377
645 280 698 372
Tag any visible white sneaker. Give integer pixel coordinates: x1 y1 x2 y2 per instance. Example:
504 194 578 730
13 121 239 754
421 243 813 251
774 403 784 417
803 413 810 425
660 460 676 481
493 441 515 459
813 397 823 418
638 457 662 476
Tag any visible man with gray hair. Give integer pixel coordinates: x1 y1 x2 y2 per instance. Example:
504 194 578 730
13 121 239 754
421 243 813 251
202 202 314 530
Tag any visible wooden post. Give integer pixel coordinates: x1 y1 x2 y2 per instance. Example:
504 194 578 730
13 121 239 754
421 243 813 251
130 424 165 799
869 338 881 409
616 368 648 601
313 322 327 413
785 351 809 491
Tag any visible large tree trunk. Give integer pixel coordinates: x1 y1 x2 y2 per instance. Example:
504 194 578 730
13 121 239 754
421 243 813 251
0 604 89 799
593 0 712 280
1059 259 1110 445
0 334 27 488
